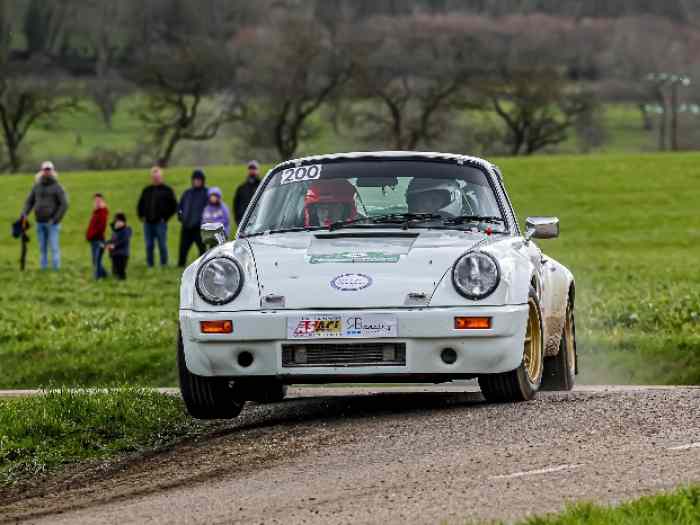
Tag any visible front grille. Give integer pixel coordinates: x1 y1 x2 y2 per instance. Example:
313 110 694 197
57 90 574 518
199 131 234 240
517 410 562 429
282 343 406 368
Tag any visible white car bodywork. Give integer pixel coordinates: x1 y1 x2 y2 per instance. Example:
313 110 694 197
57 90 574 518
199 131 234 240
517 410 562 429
179 152 574 383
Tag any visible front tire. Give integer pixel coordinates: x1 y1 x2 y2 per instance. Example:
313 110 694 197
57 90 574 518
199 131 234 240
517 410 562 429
541 298 577 391
177 331 245 420
479 287 544 402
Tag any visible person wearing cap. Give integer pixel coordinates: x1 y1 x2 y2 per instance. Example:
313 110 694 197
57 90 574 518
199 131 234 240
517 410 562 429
177 169 208 267
86 193 109 279
21 161 69 270
137 166 178 267
233 160 261 226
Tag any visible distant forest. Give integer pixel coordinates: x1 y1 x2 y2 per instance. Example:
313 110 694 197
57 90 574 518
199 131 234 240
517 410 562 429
2 0 700 171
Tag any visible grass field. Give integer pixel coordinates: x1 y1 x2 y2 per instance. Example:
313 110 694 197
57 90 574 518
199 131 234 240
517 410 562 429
0 153 698 387
0 388 204 486
513 485 700 525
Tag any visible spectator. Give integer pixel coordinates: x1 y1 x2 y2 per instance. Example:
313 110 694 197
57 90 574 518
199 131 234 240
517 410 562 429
202 187 231 237
106 212 132 280
85 193 109 279
21 161 69 270
137 166 177 267
177 169 208 266
233 160 261 226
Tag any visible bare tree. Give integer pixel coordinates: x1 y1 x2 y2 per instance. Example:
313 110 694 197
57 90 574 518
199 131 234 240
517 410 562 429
79 1 133 129
484 69 596 155
129 0 252 166
479 14 598 155
345 15 483 150
239 14 352 160
0 64 80 172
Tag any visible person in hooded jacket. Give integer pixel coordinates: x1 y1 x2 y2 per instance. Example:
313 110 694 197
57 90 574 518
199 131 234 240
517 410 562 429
21 161 69 270
202 187 231 237
177 169 208 267
106 212 132 280
86 193 109 279
233 160 261 226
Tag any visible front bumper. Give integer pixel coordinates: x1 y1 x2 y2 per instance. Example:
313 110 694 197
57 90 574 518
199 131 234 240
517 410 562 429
179 305 528 379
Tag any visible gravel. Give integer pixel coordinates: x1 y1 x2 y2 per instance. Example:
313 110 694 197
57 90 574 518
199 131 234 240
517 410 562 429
1 385 699 524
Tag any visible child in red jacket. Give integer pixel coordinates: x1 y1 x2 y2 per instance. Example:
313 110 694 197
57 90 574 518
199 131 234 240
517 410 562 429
86 193 109 279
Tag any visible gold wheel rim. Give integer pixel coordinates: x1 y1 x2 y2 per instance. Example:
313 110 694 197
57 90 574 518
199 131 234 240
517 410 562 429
523 298 543 383
565 304 575 375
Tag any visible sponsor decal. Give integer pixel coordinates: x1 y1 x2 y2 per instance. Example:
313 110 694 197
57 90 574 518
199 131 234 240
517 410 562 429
287 313 398 339
310 251 400 264
292 316 342 338
330 273 372 291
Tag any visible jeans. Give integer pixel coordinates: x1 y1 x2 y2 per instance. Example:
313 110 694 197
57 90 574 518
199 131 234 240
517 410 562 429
111 255 128 280
144 221 168 267
90 240 107 279
178 226 205 267
36 222 60 270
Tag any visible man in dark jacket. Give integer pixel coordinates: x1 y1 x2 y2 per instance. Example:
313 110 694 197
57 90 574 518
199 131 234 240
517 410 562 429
21 161 69 270
177 169 208 267
233 160 261 226
137 166 177 267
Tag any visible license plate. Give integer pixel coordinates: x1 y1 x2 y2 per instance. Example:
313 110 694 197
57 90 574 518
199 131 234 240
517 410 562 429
287 314 398 339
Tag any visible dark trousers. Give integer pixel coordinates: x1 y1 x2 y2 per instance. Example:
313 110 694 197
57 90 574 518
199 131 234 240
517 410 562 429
111 255 129 280
90 240 107 279
144 222 168 267
178 226 205 267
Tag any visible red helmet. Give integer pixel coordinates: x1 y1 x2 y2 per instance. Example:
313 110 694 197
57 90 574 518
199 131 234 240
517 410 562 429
304 179 358 227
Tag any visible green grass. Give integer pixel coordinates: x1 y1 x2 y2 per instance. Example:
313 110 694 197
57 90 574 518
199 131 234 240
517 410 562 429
512 485 700 525
0 153 698 387
0 387 204 486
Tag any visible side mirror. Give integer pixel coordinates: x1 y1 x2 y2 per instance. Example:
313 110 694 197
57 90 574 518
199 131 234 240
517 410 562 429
201 222 226 249
525 216 559 241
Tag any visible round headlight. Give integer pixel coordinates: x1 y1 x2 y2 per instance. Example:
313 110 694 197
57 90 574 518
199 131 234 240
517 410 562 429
195 256 243 305
452 252 500 300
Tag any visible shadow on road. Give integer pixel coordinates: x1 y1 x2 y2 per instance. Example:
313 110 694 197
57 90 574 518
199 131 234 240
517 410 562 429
218 390 488 437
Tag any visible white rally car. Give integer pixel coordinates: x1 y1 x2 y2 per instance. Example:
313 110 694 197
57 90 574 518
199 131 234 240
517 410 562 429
178 152 577 419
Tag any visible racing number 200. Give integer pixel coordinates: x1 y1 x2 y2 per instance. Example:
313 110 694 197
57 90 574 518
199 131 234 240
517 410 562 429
280 164 323 185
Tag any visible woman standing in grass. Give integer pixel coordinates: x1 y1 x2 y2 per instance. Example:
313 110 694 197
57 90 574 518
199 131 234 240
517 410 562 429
201 187 231 237
86 193 109 279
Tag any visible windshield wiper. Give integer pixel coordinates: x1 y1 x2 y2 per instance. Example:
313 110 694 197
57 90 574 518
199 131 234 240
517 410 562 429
242 226 322 237
443 215 505 226
329 213 443 231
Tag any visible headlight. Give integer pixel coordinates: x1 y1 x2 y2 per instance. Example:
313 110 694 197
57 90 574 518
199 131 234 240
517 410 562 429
452 252 500 300
195 256 243 305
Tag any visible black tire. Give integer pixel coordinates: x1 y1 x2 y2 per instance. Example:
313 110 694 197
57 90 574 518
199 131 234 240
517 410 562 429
232 381 288 404
541 298 577 391
177 331 245 420
479 287 544 402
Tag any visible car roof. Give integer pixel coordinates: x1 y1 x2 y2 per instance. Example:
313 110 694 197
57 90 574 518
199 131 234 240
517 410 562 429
269 151 495 173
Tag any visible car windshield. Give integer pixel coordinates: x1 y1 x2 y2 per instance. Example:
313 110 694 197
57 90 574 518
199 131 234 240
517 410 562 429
241 160 506 236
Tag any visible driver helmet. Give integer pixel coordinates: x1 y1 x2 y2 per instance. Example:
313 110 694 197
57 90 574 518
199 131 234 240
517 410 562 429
406 178 462 218
304 179 358 227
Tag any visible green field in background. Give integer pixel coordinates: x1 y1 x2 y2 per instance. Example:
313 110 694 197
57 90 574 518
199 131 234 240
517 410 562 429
15 98 666 170
0 153 698 387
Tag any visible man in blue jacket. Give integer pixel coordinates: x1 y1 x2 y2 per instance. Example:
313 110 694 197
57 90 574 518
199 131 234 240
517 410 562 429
177 169 208 267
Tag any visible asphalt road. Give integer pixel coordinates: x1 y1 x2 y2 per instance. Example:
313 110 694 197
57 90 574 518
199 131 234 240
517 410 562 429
1 385 699 524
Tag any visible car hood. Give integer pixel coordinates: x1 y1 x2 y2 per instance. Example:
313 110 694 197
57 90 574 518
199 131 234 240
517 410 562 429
245 230 489 309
